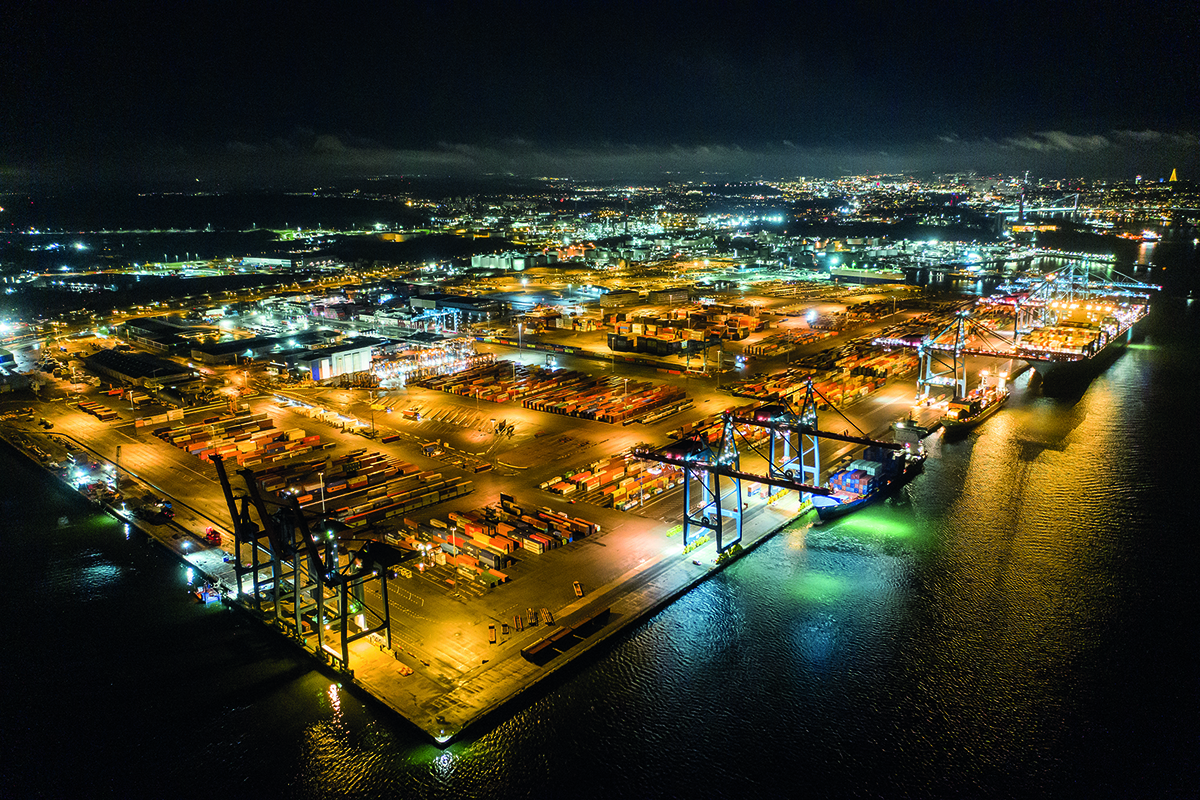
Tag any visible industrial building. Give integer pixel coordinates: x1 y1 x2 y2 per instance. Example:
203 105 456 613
280 338 384 381
82 348 196 387
600 289 640 307
122 316 199 353
409 294 506 325
470 252 559 270
190 331 329 365
648 287 690 305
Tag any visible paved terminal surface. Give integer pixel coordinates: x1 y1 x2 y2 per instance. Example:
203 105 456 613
3 403 806 742
3 310 1002 742
1 384 814 741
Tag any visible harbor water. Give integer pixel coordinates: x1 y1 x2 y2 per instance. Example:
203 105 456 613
3 246 1198 798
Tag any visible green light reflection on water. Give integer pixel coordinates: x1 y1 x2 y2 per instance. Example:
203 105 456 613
408 741 465 766
831 513 916 540
793 571 847 602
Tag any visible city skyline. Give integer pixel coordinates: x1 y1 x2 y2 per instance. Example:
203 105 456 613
3 1 1197 187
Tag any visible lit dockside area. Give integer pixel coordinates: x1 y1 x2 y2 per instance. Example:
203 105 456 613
0 216 1162 743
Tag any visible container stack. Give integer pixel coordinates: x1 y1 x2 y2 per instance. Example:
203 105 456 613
522 376 688 425
1020 325 1100 355
251 448 471 526
745 328 837 357
542 455 685 510
76 400 121 421
826 468 876 497
496 495 601 547
152 411 315 466
729 346 917 407
666 403 770 447
325 473 473 527
400 516 511 588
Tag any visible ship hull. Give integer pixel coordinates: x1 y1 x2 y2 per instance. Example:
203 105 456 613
940 393 1008 437
1030 328 1133 395
814 457 925 522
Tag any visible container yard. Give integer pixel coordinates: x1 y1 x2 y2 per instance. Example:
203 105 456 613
801 298 904 330
602 302 768 349
540 451 686 510
415 360 690 425
7 249 1154 756
152 409 324 468
728 343 917 406
744 328 838 358
256 447 474 533
8 285 946 753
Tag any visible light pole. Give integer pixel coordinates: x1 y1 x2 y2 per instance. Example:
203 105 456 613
517 322 523 351
319 472 326 515
623 378 628 397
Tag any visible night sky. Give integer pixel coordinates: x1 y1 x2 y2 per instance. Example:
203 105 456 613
3 0 1198 186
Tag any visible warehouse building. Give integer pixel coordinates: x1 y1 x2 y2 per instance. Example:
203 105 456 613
190 331 328 365
282 338 384 382
83 348 195 387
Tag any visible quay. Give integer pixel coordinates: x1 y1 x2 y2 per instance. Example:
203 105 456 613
1 404 812 743
7 273 1147 744
0 316 1006 742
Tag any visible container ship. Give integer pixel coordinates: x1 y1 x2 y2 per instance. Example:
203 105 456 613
1019 300 1147 390
1116 229 1160 242
810 445 926 522
941 370 1009 435
828 266 907 285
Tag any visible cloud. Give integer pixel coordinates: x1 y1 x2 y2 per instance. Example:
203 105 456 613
11 125 1196 189
196 130 1195 183
1113 129 1196 147
1117 129 1165 142
226 141 261 154
312 135 348 154
1002 131 1113 152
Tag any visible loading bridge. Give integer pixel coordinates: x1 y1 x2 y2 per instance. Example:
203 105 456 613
635 380 904 554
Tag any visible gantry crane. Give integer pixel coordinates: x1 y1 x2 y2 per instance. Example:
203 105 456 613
916 310 1018 399
213 455 394 671
634 380 906 553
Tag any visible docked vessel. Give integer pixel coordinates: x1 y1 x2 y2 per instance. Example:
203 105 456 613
941 370 1009 435
193 582 222 604
1010 275 1153 393
811 445 926 521
1028 335 1128 389
1024 317 1143 392
1117 229 1160 242
828 266 907 285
